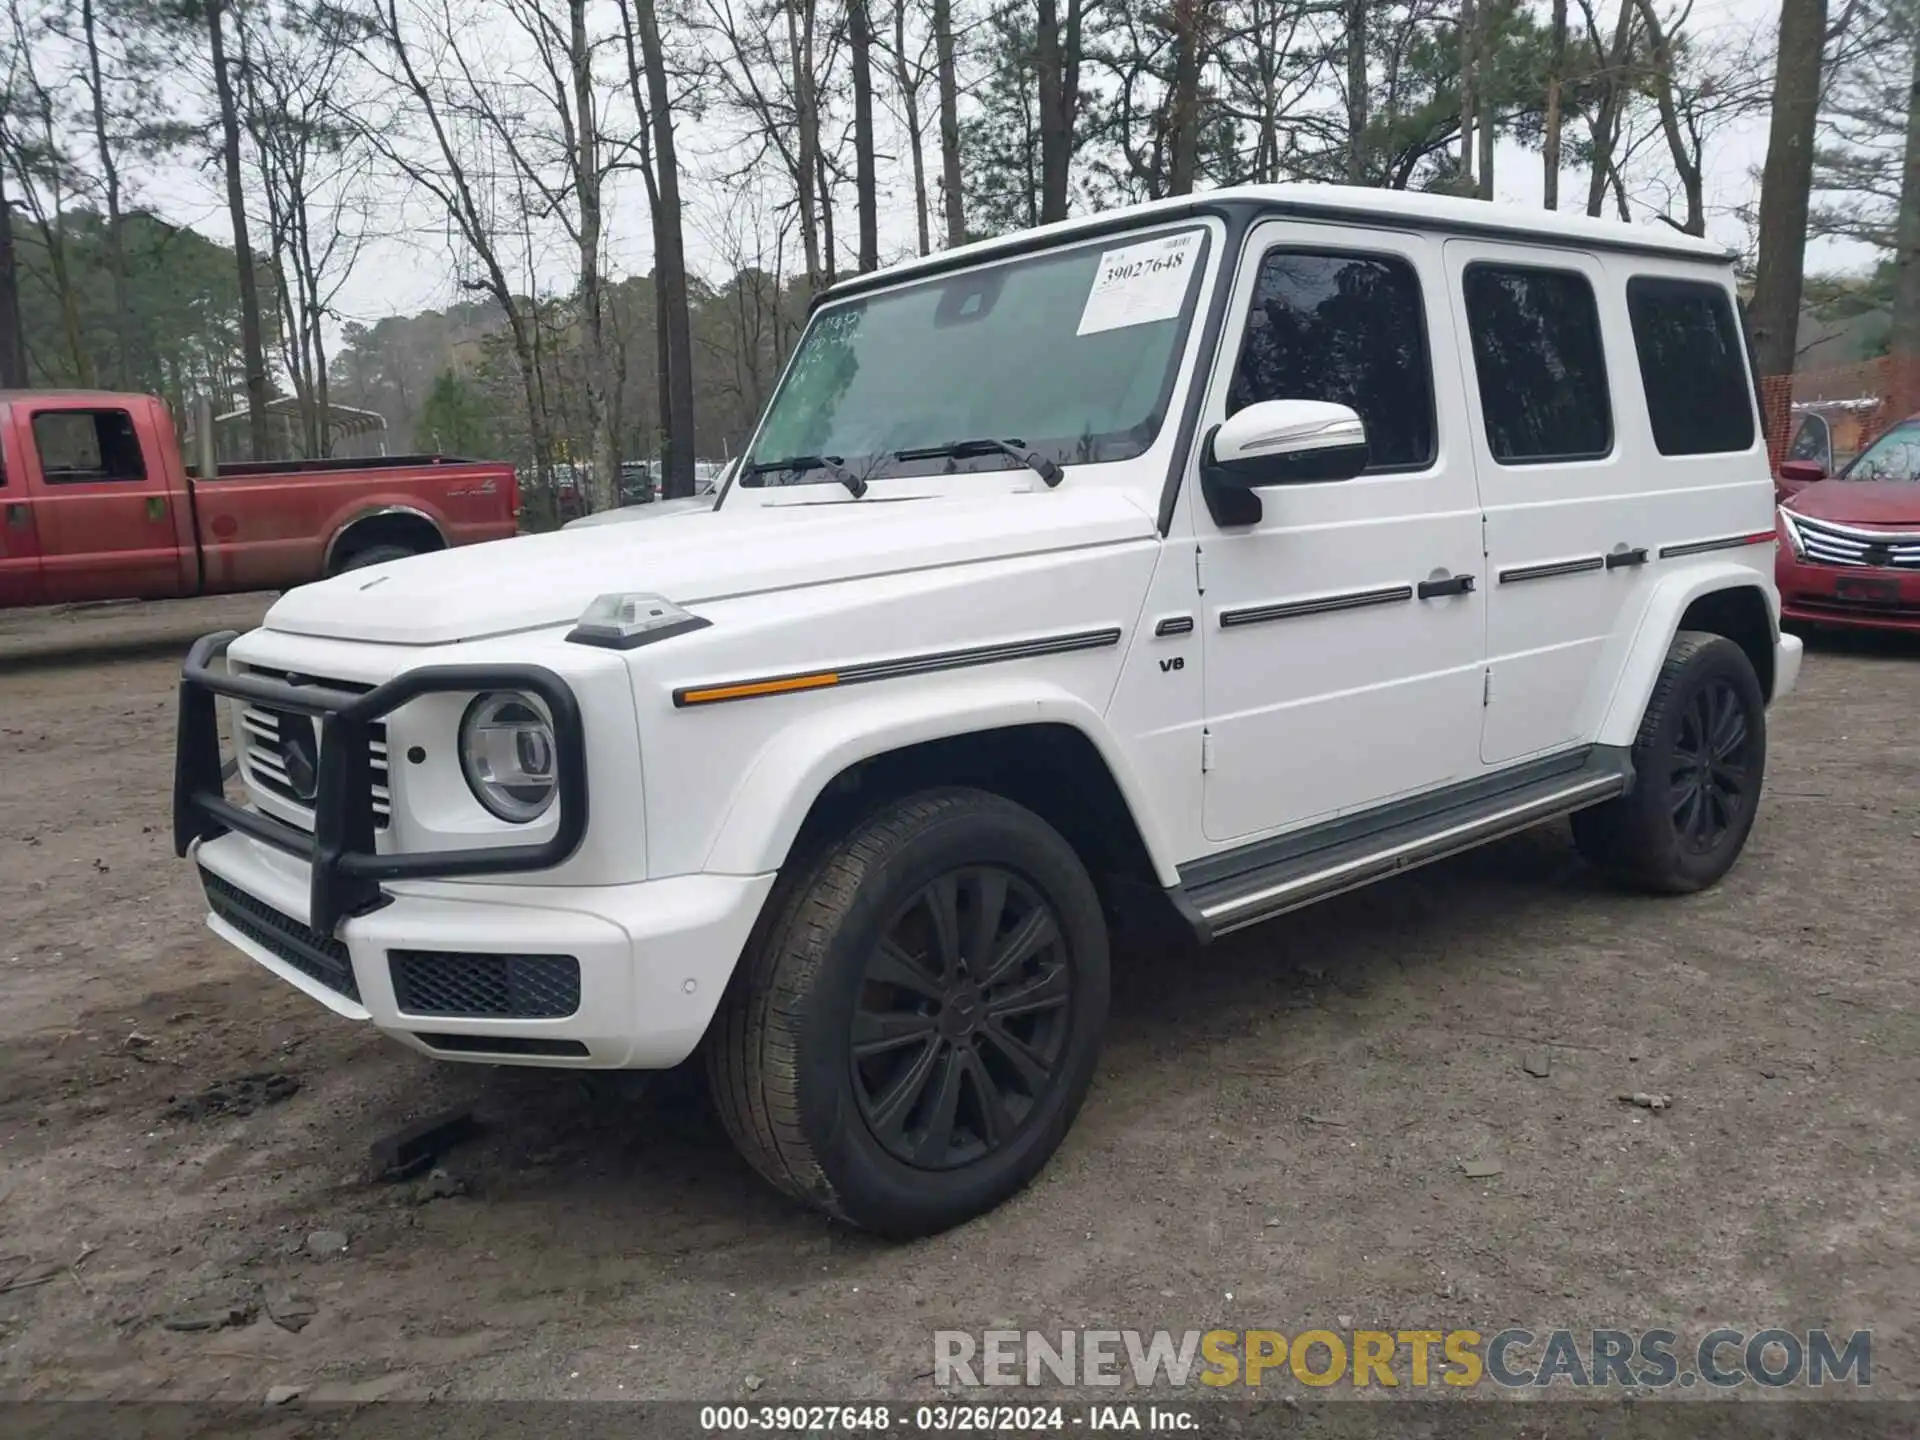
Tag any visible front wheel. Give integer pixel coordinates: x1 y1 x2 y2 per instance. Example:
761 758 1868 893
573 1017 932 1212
1572 631 1767 893
707 789 1110 1237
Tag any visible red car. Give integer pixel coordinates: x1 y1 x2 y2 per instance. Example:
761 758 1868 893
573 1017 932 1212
0 389 519 610
1775 419 1920 634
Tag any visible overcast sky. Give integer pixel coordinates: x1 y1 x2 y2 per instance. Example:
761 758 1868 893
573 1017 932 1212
144 0 1871 346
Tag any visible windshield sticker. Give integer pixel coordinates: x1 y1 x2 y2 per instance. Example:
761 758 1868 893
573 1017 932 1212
1076 231 1202 336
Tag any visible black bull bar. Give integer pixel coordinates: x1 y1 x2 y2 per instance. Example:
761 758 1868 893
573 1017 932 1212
172 630 589 935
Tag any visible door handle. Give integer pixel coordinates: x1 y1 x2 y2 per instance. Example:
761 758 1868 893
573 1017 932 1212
1605 547 1649 569
1417 573 1476 599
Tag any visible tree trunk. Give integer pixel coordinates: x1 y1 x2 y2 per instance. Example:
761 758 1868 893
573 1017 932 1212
207 0 270 461
1544 0 1565 208
1036 0 1082 222
1476 0 1495 198
1347 0 1367 183
632 0 697 498
1889 29 1920 413
0 172 25 388
850 0 879 271
1458 0 1476 190
568 0 617 513
1748 0 1830 379
788 0 824 287
1167 0 1206 195
933 0 965 245
82 0 133 388
893 0 931 255
1586 0 1635 218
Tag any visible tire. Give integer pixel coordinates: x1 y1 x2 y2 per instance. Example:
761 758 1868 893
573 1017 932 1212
707 788 1110 1238
337 543 415 574
1572 630 1767 893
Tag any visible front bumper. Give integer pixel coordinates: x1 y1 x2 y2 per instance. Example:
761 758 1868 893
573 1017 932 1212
193 830 774 1068
1777 550 1920 634
173 630 590 932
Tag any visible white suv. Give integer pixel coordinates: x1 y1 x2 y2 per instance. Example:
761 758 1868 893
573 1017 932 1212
174 185 1802 1237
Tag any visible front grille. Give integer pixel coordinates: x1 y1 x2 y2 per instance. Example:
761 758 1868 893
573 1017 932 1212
1789 514 1920 569
390 951 581 1018
201 869 360 1001
237 666 389 831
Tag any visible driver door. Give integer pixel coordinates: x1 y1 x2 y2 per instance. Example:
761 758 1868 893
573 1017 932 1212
1193 221 1488 846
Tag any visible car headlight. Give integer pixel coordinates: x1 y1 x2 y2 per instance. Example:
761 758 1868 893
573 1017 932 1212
459 691 558 823
1777 506 1806 560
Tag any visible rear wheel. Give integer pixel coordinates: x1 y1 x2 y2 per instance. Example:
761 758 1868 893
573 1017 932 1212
1572 631 1767 893
707 788 1110 1237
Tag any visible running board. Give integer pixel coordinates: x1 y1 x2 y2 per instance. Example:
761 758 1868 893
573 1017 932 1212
1174 747 1633 942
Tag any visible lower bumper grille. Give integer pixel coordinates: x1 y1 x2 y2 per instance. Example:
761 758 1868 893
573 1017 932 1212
390 950 581 1018
201 869 360 1002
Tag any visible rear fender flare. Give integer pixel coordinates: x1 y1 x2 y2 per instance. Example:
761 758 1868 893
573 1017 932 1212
1595 563 1779 749
322 504 447 573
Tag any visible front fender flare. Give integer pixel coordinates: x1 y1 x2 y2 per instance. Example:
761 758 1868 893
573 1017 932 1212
1594 562 1779 749
699 678 1182 885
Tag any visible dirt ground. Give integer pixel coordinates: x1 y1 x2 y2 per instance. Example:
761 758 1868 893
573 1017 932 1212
0 593 1916 1405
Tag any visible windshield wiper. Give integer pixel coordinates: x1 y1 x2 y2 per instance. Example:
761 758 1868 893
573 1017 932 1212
892 437 1064 487
747 453 868 498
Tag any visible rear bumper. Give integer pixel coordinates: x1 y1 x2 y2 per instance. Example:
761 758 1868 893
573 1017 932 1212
193 831 774 1069
1777 551 1920 633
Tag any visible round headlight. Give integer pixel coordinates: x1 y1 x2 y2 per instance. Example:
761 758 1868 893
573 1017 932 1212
459 691 558 823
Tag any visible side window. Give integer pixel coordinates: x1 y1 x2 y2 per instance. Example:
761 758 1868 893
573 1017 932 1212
1846 421 1920 482
1462 264 1611 464
1787 413 1832 469
1229 248 1436 472
31 410 147 484
1626 277 1757 456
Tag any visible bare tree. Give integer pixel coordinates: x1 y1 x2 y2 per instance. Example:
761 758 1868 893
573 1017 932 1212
933 0 963 244
0 164 24 386
1346 0 1368 182
884 0 933 254
1458 0 1475 191
615 0 697 496
205 0 269 458
1544 0 1565 207
1036 0 1086 221
850 0 879 268
1749 0 1831 379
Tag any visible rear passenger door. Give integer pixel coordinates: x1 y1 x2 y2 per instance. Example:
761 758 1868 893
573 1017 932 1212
26 406 189 604
1445 243 1644 766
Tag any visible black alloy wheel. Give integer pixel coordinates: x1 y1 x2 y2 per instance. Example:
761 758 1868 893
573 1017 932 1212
850 867 1072 1171
1668 677 1753 853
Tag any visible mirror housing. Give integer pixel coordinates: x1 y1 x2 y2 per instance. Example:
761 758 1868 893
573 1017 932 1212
1201 400 1370 526
1777 458 1825 488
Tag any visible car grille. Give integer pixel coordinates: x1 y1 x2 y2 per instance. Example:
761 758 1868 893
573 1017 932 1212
1788 514 1920 569
236 666 390 831
201 869 360 1001
389 951 581 1019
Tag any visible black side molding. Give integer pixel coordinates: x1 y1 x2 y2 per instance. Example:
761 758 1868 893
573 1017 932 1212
1220 584 1413 628
1498 556 1606 584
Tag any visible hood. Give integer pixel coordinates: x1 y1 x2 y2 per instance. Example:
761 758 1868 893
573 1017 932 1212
562 495 717 528
264 487 1158 645
1786 479 1920 528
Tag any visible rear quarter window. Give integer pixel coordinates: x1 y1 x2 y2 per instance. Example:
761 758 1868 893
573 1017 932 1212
1462 264 1612 465
1626 277 1757 456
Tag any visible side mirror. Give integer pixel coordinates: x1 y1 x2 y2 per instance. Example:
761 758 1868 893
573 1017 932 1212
1777 459 1825 488
1200 400 1369 526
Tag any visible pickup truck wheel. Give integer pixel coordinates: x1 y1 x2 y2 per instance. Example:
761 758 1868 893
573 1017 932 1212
707 788 1110 1238
337 543 415 573
1572 631 1766 894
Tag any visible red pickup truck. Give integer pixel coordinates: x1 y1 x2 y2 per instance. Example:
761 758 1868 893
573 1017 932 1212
0 389 519 609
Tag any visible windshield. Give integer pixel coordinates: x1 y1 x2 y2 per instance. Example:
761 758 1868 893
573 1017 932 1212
1844 421 1920 482
742 226 1210 487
